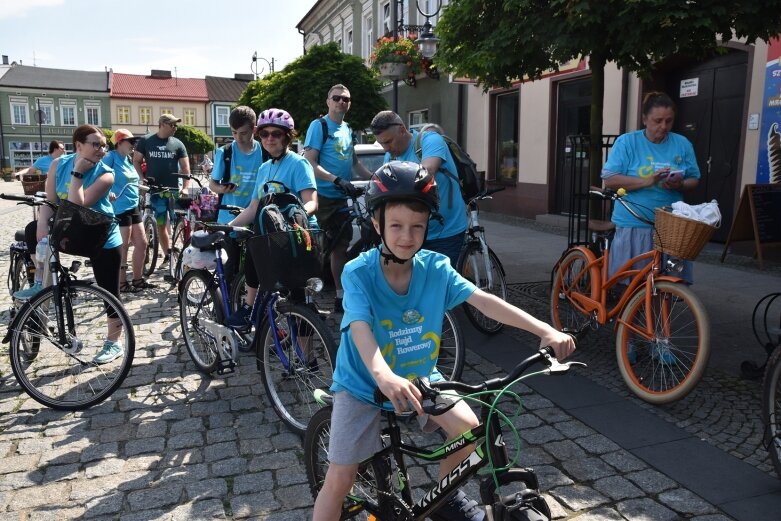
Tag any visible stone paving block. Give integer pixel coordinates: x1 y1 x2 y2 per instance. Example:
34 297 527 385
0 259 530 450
123 455 161 472
0 470 42 491
211 457 248 478
168 498 227 520
206 412 235 429
15 437 55 454
126 436 166 456
545 439 589 460
80 442 119 463
218 386 252 400
90 412 127 429
535 407 574 424
658 488 719 516
517 446 555 466
554 419 597 439
0 454 39 474
534 465 574 491
169 417 204 436
38 445 84 466
275 483 313 509
185 477 228 501
159 463 209 483
522 425 566 444
190 400 231 416
561 457 616 482
206 427 237 444
599 451 648 473
549 484 609 511
625 468 677 494
135 420 167 438
230 395 264 411
160 448 204 467
83 491 125 518
575 434 621 455
43 463 80 482
239 437 274 455
544 494 568 519
205 441 239 462
263 508 313 521
616 497 679 521
271 432 301 451
85 458 125 478
167 431 204 451
126 483 185 511
569 507 625 520
690 516 734 521
276 466 308 487
248 451 299 472
592 476 644 501
230 491 281 519
8 481 69 509
233 471 274 495
99 423 135 443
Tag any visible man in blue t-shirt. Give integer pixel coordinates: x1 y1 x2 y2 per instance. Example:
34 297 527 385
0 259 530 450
209 106 265 286
29 140 65 176
304 84 373 313
370 111 467 266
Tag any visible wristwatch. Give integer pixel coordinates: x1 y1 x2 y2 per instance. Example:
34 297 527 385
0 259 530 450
71 171 85 179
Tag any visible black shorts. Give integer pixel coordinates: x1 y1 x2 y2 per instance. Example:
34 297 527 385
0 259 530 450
116 207 142 227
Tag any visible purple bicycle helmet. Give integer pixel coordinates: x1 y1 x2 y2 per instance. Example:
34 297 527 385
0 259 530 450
257 108 295 131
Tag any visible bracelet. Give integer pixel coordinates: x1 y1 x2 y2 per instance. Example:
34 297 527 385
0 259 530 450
71 171 84 179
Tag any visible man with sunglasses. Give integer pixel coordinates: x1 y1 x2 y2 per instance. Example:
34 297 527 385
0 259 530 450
133 113 191 268
304 84 372 313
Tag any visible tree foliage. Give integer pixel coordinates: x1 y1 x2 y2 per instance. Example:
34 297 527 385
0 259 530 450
174 125 214 155
238 43 387 138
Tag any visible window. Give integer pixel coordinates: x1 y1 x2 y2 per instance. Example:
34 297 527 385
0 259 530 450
363 15 373 60
85 103 101 126
408 110 429 128
118 106 130 124
421 0 440 24
346 28 353 54
216 106 229 127
36 100 54 126
184 108 195 126
60 102 76 126
160 107 173 116
10 98 29 125
495 92 519 183
382 2 392 35
140 107 152 125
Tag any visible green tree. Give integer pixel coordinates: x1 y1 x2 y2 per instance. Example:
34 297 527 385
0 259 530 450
436 0 781 193
238 43 387 139
174 125 214 155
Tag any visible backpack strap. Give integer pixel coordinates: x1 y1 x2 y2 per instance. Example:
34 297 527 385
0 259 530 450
319 117 328 147
413 129 456 209
216 143 233 210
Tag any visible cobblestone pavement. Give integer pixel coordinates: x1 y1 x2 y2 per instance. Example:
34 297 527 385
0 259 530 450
0 181 735 519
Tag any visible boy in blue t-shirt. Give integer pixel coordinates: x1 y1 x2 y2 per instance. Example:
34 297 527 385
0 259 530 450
312 161 575 521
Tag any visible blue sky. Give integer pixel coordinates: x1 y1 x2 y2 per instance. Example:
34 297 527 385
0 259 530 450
0 0 315 79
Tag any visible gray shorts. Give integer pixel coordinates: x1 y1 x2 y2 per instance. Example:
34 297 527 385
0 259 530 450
328 390 460 465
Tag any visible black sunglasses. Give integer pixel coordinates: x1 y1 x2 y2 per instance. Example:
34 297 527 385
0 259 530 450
331 95 351 103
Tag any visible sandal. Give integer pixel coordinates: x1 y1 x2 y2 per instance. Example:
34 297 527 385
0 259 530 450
119 281 133 293
130 278 156 292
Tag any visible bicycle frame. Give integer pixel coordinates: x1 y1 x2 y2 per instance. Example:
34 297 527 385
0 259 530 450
463 201 495 289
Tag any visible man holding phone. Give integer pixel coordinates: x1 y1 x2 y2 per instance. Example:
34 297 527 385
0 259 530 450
209 106 265 286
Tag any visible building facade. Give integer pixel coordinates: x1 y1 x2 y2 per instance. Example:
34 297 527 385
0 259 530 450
0 65 110 170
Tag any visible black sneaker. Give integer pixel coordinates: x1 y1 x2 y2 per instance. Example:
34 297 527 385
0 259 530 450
333 297 344 313
159 253 171 269
431 489 485 521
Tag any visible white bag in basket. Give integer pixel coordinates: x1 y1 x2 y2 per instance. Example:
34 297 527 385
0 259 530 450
671 200 721 227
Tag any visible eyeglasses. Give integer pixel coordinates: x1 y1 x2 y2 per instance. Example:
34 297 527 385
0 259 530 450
259 130 285 140
167 123 178 129
85 141 109 151
331 95 351 103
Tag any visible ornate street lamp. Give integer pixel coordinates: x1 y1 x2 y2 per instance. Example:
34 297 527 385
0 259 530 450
414 1 441 59
251 51 275 80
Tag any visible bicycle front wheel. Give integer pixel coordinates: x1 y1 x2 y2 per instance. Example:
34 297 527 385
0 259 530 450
304 406 391 519
616 281 710 404
457 244 507 334
179 269 224 374
258 302 337 435
10 282 135 410
439 310 465 382
551 249 597 332
762 346 781 480
142 213 159 277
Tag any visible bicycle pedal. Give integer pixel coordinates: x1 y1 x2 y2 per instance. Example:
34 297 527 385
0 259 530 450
215 359 236 375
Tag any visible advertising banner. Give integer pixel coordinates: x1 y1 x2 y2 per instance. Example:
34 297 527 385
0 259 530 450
757 37 781 184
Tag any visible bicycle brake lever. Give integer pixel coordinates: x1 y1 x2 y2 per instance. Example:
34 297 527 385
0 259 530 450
542 352 587 374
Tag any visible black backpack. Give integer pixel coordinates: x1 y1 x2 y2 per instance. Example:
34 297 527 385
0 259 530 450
255 182 310 235
414 124 482 208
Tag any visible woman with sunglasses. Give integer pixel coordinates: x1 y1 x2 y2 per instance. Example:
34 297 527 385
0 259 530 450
226 108 319 326
105 129 152 293
37 124 126 364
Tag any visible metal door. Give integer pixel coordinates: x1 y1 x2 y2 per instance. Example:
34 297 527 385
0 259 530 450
554 79 592 214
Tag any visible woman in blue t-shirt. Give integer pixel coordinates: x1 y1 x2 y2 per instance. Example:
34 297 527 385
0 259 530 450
36 124 126 364
226 108 319 326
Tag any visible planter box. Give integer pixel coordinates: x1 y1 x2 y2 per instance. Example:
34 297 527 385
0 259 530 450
378 62 410 81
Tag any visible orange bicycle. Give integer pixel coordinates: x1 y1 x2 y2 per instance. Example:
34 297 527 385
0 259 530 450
551 187 710 404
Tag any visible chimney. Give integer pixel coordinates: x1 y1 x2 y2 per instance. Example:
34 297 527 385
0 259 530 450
2 56 8 65
150 69 172 78
234 73 254 81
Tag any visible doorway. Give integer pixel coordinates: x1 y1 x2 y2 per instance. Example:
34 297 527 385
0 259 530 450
664 50 748 242
554 78 592 214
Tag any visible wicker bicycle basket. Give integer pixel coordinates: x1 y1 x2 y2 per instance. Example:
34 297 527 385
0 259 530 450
21 174 46 195
653 207 718 260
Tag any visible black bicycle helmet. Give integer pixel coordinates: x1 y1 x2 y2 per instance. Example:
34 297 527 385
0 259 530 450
366 161 440 265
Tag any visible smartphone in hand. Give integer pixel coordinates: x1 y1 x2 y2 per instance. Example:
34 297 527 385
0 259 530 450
221 182 238 191
664 170 684 183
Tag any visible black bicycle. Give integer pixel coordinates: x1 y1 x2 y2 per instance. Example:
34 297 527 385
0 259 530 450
304 346 584 520
0 193 135 410
757 293 781 479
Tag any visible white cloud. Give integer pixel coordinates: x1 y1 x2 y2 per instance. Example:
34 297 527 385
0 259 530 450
0 0 64 20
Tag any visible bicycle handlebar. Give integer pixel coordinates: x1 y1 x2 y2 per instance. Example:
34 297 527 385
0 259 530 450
0 193 58 212
588 186 654 227
173 172 203 187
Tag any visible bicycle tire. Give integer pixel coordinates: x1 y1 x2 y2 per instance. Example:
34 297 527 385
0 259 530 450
550 249 598 332
142 214 159 278
10 281 135 410
439 310 465 382
179 269 225 374
258 301 338 435
304 406 391 520
169 219 187 282
230 272 247 315
615 281 710 404
8 249 28 296
762 345 781 480
457 244 507 334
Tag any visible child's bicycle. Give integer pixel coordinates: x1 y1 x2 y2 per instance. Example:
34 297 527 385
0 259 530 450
304 345 584 520
177 223 338 435
457 186 508 335
550 187 710 404
0 193 135 410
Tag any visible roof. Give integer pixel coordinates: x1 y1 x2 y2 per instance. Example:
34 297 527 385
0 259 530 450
111 72 208 101
0 65 109 92
205 75 252 103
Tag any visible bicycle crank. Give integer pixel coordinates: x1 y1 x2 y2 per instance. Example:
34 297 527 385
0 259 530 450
202 319 238 375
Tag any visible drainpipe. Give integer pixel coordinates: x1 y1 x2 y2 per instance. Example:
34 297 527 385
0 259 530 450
0 104 5 171
456 84 465 147
298 28 307 55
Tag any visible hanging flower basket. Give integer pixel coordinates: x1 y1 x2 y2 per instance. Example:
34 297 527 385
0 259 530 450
378 62 410 80
370 36 424 80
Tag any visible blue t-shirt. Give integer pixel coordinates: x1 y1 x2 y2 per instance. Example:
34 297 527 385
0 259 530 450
32 154 54 176
331 248 476 406
104 150 140 214
253 152 318 228
304 116 354 199
386 130 467 239
54 153 121 249
601 130 701 228
211 141 264 223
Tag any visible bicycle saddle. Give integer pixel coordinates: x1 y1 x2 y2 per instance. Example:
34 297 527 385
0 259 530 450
191 230 225 250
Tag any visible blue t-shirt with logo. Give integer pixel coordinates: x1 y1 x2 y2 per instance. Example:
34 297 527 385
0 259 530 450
104 150 140 214
54 153 121 249
331 248 476 407
32 154 54 176
601 130 700 228
386 130 467 240
253 152 318 229
211 141 264 223
304 116 354 199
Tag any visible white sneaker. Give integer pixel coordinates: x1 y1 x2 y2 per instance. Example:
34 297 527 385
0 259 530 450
93 341 123 365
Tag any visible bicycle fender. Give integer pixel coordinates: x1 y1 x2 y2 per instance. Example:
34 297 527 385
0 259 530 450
655 275 686 284
3 300 34 343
